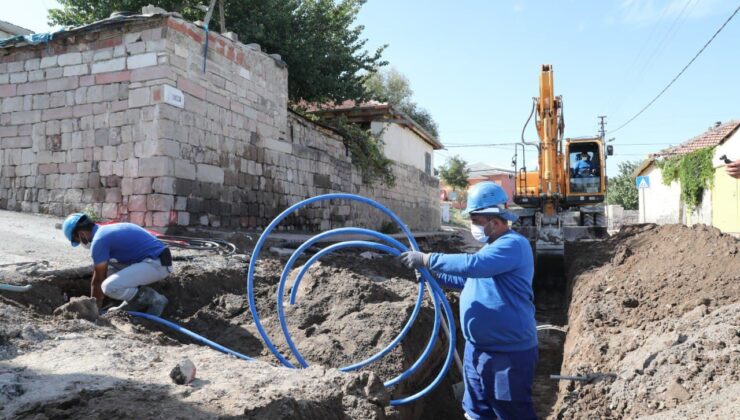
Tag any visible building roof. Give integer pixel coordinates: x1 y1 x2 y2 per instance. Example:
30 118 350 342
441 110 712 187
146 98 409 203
467 162 514 179
633 119 740 177
0 20 33 37
655 120 740 157
310 100 444 150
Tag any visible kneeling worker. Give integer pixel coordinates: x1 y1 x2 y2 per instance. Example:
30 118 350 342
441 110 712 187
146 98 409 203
399 181 538 420
62 213 171 316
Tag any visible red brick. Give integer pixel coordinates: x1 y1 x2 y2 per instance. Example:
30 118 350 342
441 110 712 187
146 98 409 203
91 36 122 50
153 87 162 102
236 51 244 65
167 18 188 33
0 84 17 97
187 28 203 43
177 78 206 100
95 70 131 84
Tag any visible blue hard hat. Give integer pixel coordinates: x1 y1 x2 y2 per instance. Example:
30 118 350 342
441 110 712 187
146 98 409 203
62 213 86 247
463 181 518 222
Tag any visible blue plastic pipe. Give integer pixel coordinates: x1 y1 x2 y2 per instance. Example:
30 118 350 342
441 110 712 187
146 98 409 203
274 226 443 386
130 193 457 407
0 282 32 292
127 311 255 362
247 193 456 406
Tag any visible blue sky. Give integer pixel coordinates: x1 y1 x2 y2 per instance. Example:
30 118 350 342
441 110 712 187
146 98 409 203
356 0 740 175
7 1 740 176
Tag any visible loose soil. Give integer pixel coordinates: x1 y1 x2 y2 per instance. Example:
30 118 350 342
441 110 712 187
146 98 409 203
554 224 740 419
3 223 736 419
1 235 468 419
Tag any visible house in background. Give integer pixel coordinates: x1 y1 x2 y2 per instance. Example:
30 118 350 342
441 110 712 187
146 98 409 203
311 101 443 176
439 163 515 209
0 20 33 39
633 120 740 234
466 162 515 203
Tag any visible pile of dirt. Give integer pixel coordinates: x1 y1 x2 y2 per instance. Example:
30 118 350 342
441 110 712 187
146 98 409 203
1 244 465 419
555 224 740 418
53 296 99 322
177 253 463 420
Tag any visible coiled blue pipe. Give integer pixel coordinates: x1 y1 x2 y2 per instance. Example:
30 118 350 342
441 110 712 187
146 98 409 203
248 193 456 406
130 193 456 407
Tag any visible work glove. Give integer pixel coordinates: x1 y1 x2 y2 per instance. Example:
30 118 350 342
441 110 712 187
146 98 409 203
397 251 430 270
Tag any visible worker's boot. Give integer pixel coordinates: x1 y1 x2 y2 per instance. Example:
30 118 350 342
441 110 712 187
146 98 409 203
135 286 168 316
110 286 168 316
109 287 148 313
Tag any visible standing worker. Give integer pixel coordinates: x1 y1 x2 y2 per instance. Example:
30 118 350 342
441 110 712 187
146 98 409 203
62 213 172 316
398 181 538 420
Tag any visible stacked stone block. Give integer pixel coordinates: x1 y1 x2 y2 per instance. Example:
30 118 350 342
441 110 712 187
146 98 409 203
0 15 440 232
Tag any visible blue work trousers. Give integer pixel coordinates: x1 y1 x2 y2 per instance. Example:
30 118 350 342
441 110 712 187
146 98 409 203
462 342 538 420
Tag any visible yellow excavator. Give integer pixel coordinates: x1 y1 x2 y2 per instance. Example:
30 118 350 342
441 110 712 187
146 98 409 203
511 65 612 260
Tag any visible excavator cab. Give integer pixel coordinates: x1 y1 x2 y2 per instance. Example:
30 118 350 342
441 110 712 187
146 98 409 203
565 138 605 204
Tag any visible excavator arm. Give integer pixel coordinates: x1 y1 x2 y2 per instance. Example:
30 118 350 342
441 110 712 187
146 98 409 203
512 65 608 260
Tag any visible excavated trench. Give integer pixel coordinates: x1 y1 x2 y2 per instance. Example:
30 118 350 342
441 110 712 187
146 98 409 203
2 249 463 419
8 225 735 419
2 231 584 419
532 253 569 419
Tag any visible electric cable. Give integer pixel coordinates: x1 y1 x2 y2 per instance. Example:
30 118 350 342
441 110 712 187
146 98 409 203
610 4 740 134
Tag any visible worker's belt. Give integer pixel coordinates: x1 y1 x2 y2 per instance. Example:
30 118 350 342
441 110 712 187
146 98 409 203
158 247 173 267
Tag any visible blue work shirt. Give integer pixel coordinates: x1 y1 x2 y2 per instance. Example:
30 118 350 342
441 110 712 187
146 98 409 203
573 159 594 177
428 230 537 352
90 223 166 265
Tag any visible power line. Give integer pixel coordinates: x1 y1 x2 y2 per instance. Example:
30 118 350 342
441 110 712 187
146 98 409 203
608 0 696 115
609 4 740 135
442 142 675 148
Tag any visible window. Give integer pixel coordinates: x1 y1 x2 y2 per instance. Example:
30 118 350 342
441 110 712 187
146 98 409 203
569 144 601 193
425 152 432 175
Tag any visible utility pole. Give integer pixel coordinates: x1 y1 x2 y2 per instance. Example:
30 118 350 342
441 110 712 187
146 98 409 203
598 115 609 206
598 115 607 140
219 0 226 34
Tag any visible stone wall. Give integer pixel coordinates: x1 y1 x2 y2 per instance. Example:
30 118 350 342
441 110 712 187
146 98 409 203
0 14 439 231
605 204 639 232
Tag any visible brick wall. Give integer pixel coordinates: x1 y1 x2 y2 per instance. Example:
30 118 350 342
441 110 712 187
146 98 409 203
0 15 439 231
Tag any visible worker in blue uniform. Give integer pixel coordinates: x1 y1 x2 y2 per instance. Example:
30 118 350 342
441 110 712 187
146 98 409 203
573 151 595 178
62 213 171 316
398 181 538 420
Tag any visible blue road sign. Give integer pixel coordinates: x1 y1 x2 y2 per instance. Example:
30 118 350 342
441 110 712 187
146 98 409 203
636 176 650 189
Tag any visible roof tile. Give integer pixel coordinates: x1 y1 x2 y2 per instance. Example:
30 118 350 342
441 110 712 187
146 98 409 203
656 120 740 157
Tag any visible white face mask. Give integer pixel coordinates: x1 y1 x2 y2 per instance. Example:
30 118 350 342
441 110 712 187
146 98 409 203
470 222 489 243
81 242 91 250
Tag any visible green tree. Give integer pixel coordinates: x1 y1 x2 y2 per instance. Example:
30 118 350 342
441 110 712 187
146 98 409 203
48 0 386 103
364 68 439 138
439 155 469 194
607 161 639 210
